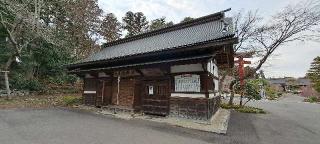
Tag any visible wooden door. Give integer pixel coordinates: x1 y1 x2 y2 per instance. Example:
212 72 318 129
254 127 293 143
83 78 97 105
95 80 103 106
96 80 112 106
102 81 112 105
142 79 170 116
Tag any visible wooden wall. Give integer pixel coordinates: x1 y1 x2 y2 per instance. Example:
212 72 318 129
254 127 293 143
169 96 220 121
83 78 97 105
111 78 136 107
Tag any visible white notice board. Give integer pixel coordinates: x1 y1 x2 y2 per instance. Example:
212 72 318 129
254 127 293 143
174 74 200 92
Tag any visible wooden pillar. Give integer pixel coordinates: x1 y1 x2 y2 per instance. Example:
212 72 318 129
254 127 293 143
200 73 210 98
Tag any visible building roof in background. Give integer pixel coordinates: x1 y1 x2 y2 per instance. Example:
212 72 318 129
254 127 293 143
297 78 311 86
268 77 311 86
73 9 235 66
268 78 286 85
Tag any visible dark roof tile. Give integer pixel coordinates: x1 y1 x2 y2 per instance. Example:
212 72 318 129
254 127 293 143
81 18 234 64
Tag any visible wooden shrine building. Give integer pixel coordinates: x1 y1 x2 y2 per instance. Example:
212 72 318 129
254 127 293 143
67 10 237 121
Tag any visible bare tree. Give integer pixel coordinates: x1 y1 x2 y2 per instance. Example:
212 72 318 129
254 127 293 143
250 0 320 74
219 10 260 103
224 0 320 105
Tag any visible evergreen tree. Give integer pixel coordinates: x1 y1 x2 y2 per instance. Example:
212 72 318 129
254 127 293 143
149 17 173 31
100 13 122 42
307 56 320 92
180 17 194 23
0 0 102 94
122 11 148 37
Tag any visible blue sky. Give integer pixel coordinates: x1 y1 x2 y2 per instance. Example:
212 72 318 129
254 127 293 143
98 0 320 78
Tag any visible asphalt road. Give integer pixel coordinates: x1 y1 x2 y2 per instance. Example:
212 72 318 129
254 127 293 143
0 94 319 144
246 94 320 144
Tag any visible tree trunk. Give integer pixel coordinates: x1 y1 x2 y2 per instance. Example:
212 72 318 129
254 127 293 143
4 71 11 99
218 72 227 94
4 56 14 99
228 81 235 105
240 91 243 106
228 87 234 105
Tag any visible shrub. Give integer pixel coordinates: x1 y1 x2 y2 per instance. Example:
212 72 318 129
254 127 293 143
293 91 299 94
26 79 43 91
10 74 43 91
220 103 241 109
304 96 319 103
314 82 320 93
266 86 277 100
62 96 82 106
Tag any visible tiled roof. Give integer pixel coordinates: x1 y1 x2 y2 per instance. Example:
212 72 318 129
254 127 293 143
77 10 235 64
268 78 286 84
297 78 311 86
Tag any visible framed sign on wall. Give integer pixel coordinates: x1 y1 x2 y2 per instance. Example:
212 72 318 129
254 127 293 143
148 86 154 95
174 74 201 92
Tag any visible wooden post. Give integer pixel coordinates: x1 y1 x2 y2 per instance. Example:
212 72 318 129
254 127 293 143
101 81 105 105
116 76 120 105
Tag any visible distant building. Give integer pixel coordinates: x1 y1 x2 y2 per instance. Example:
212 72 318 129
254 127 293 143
268 78 287 92
297 78 311 88
267 77 312 93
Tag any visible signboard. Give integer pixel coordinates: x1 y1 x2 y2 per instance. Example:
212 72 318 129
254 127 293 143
148 86 154 95
84 91 96 94
175 74 200 92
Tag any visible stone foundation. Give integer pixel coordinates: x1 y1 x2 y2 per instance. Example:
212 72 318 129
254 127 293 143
169 96 220 121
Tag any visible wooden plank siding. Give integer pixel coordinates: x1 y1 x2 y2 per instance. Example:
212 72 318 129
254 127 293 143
83 78 97 106
141 78 171 116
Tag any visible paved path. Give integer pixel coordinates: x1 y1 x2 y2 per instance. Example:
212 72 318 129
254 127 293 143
0 94 319 144
245 94 320 144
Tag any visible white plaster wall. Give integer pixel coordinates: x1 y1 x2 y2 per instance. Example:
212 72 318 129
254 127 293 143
214 79 219 91
207 60 219 77
209 93 219 98
213 63 218 77
171 64 203 73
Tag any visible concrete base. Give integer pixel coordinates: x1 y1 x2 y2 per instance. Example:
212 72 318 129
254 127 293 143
99 107 230 134
136 108 230 134
76 105 231 134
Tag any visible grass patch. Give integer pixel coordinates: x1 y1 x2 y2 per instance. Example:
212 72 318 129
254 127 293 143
62 96 82 106
220 103 241 109
304 96 319 103
237 106 266 114
220 103 266 114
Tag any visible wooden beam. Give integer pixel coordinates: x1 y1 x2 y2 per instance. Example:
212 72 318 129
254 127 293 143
135 69 144 76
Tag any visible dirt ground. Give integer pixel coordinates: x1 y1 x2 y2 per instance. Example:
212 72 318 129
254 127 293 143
0 94 81 109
